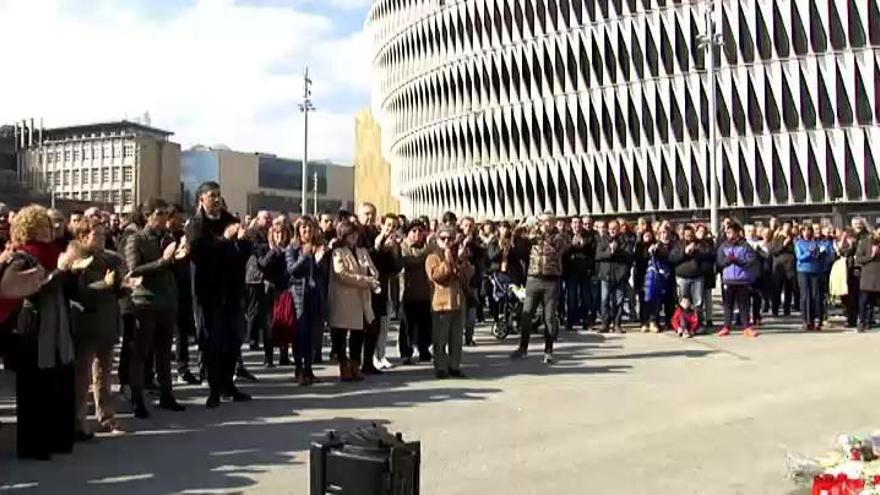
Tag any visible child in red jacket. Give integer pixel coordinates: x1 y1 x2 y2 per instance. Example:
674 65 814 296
671 297 700 338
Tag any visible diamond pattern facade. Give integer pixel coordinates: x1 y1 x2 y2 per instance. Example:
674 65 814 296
367 0 880 219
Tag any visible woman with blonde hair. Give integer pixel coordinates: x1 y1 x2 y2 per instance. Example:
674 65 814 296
327 221 379 381
8 205 80 460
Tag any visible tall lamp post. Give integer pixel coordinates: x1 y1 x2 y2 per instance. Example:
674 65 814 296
696 0 723 236
298 67 315 216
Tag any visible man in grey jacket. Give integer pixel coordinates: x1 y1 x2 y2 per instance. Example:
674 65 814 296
125 198 186 419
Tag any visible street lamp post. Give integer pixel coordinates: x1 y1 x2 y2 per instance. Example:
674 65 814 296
697 0 723 236
298 67 315 216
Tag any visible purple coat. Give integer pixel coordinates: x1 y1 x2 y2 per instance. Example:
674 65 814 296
716 239 757 285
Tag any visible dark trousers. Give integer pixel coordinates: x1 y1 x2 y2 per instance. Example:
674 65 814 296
200 300 242 396
16 362 75 459
118 313 136 386
723 285 751 329
294 314 314 375
330 328 365 361
176 301 196 374
859 291 877 329
818 272 830 323
772 275 795 315
401 300 432 359
843 273 861 326
131 307 175 400
564 276 591 327
245 284 271 346
361 317 380 366
798 272 821 325
518 277 559 354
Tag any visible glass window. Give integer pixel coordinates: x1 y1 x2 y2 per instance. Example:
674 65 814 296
72 170 80 186
112 167 120 182
73 149 81 161
122 190 133 206
54 173 61 187
91 169 99 183
124 145 135 157
110 190 120 204
63 150 71 161
82 191 90 201
62 170 69 186
123 166 133 182
102 168 110 183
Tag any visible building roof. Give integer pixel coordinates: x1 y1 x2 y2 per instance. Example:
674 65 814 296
44 120 174 141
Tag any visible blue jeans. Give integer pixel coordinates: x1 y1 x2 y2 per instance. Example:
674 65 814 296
676 277 704 318
601 279 626 329
798 272 821 325
565 276 591 327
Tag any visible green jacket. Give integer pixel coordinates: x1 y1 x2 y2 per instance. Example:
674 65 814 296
124 226 178 311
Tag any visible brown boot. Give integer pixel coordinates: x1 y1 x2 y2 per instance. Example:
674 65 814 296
349 360 365 381
339 359 353 382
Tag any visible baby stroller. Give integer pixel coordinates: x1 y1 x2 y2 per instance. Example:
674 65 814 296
489 273 557 341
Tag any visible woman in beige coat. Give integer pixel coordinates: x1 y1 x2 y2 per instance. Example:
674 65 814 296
328 221 379 381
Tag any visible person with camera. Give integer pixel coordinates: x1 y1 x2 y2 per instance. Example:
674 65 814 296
125 198 187 419
425 225 474 378
186 182 253 409
510 211 570 363
855 225 880 332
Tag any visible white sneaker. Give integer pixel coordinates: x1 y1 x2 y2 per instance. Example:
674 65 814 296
543 353 554 364
380 357 394 370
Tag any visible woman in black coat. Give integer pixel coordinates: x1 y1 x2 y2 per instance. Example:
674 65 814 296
855 226 880 332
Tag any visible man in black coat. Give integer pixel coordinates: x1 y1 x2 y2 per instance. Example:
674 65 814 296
244 211 272 353
168 204 200 385
562 216 594 332
595 220 634 333
186 181 253 408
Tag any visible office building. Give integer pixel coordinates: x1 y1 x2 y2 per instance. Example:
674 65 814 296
17 120 181 213
181 147 355 216
354 108 400 215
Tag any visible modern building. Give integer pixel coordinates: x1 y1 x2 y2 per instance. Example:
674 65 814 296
181 147 355 216
17 121 181 213
354 108 400 215
367 0 880 219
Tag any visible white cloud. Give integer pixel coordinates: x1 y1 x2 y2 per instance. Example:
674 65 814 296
0 0 371 164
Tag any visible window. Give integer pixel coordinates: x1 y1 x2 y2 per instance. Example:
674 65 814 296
123 166 133 182
62 170 69 186
102 168 110 183
82 169 89 185
124 145 135 157
112 167 120 182
103 145 111 159
110 190 120 205
46 152 54 165
72 149 81 161
63 149 71 161
72 191 80 200
45 171 53 185
83 147 91 160
72 170 80 186
82 191 90 201
122 190 133 206
55 151 62 162
91 169 99 183
53 173 61 187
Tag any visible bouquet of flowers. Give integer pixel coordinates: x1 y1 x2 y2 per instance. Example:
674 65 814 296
786 433 880 494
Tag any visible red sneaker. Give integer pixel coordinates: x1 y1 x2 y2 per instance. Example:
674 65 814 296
743 327 760 338
716 326 731 337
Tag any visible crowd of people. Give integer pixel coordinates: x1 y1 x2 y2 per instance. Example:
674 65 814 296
0 185 876 461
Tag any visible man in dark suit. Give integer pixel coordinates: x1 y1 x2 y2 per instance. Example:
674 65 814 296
186 182 252 409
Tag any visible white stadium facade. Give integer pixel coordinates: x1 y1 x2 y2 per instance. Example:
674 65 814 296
367 0 880 220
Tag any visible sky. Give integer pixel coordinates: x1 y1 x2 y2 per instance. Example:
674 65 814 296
0 0 373 164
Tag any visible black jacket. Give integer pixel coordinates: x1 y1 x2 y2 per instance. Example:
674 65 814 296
563 229 596 278
770 236 796 280
245 229 270 286
595 234 633 284
670 239 715 279
124 226 177 311
186 209 251 309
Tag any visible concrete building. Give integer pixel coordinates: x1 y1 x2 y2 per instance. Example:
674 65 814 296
181 147 355 216
17 121 181 213
368 0 880 219
354 108 400 215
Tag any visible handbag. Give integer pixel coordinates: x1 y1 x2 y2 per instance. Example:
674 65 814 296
270 290 297 347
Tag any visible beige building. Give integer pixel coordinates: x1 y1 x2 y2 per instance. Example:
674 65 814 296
181 146 354 216
18 121 180 213
354 108 399 215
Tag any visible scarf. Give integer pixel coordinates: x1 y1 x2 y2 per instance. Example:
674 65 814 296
20 241 62 270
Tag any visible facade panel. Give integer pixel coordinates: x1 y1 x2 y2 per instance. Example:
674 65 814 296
367 0 880 218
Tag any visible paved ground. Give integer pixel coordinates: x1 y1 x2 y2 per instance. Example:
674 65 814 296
0 316 877 494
